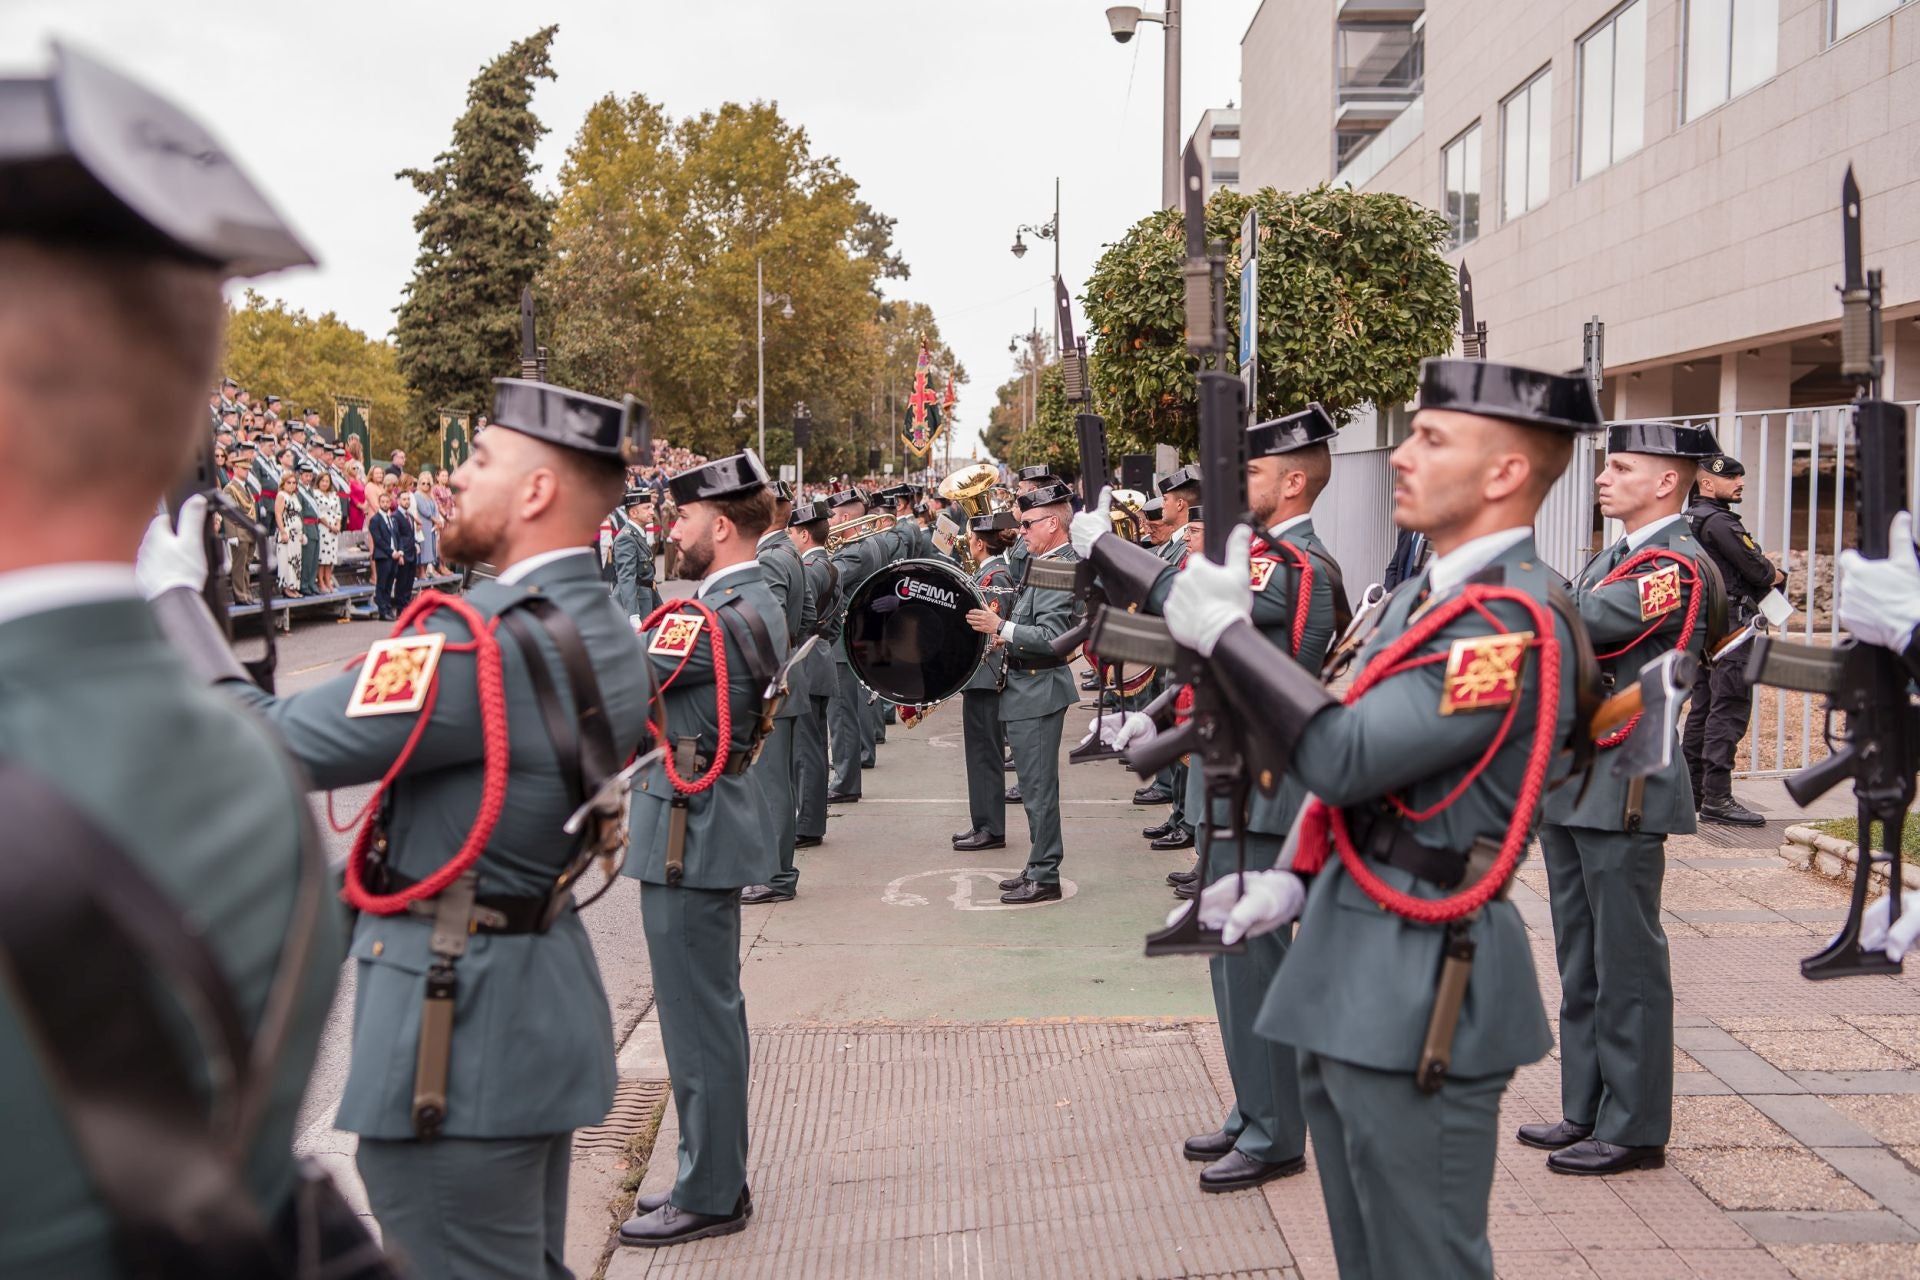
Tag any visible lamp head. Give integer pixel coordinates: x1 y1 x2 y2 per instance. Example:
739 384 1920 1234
1011 232 1027 259
1106 5 1142 43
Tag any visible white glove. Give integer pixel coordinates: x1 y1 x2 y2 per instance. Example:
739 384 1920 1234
1165 869 1307 945
1838 512 1920 651
135 495 210 599
629 614 644 634
1110 710 1157 751
1164 524 1254 656
1068 487 1113 557
1856 889 1920 962
1080 710 1155 750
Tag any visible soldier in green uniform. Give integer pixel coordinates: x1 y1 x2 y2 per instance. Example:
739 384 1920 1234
1524 421 1720 1176
147 375 656 1278
1140 465 1202 842
1162 360 1600 1279
292 460 322 595
0 45 393 1279
969 481 1082 904
618 453 788 1248
742 482 811 905
825 487 885 797
953 512 1017 852
1076 406 1347 1194
612 485 659 621
787 500 840 850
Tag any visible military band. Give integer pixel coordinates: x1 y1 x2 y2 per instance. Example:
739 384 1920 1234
954 512 1018 852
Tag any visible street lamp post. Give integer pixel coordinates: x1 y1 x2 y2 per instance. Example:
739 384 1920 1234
1010 176 1062 281
755 256 793 460
792 400 812 492
1104 2 1182 209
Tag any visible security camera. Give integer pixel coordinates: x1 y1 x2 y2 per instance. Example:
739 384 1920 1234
1106 5 1142 43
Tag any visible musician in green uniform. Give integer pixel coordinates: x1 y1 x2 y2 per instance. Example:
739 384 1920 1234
969 481 1082 904
611 486 659 621
1524 421 1720 1176
953 512 1018 852
618 453 788 1248
1140 465 1202 841
787 500 840 850
742 482 811 905
1077 406 1347 1194
1162 360 1600 1279
825 487 885 796
0 46 392 1279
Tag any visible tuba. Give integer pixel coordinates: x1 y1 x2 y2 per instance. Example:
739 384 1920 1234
936 463 1013 572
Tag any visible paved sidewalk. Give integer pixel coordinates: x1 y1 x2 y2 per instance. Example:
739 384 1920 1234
600 746 1920 1279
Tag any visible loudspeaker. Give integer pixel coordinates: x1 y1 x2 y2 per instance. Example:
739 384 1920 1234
1120 453 1153 492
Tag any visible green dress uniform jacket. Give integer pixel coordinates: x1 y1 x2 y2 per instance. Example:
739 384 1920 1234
793 545 840 843
755 530 808 717
799 546 839 696
964 554 1012 694
611 521 658 620
997 544 1081 723
960 554 1012 839
623 563 790 890
0 597 342 1279
227 552 655 1140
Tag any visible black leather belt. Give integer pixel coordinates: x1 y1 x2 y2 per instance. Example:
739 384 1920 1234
374 865 552 934
1007 657 1065 673
697 749 757 776
1343 806 1467 889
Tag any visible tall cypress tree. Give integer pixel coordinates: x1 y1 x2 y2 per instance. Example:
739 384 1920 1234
393 26 557 429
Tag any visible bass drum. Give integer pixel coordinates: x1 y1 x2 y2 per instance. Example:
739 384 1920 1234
844 557 988 706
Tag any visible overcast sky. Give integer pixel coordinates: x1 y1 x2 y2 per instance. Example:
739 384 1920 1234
3 0 1261 460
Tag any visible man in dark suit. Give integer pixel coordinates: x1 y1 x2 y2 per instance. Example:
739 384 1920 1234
369 487 404 620
391 498 418 611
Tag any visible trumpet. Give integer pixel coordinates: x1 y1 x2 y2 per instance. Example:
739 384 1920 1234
1109 488 1149 542
826 512 896 550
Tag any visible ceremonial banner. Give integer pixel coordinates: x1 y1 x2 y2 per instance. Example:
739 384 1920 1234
901 342 938 458
437 408 471 473
334 395 372 463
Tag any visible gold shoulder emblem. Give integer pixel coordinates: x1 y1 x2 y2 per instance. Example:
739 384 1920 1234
1637 563 1683 620
1439 631 1534 715
1249 559 1279 592
346 634 446 717
1741 534 1756 549
648 613 706 657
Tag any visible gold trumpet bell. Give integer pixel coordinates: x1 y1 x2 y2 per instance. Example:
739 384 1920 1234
1109 488 1149 541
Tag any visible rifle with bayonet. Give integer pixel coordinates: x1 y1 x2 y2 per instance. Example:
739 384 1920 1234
1745 165 1916 980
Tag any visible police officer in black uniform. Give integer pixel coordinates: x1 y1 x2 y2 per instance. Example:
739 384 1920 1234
1683 454 1785 826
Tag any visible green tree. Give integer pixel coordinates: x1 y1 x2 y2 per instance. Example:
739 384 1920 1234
1000 363 1077 476
1083 184 1456 456
393 26 558 432
222 291 413 457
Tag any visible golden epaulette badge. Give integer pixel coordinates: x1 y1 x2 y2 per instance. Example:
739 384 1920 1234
346 634 446 717
1249 559 1279 592
1637 564 1682 621
648 613 705 657
1439 630 1534 716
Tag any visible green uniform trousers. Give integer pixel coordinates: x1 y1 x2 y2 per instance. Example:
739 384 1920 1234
641 881 751 1217
962 689 1006 838
793 692 830 841
1538 823 1674 1147
1167 758 1191 833
1005 708 1066 883
300 528 320 595
1198 831 1304 1164
760 717 799 895
828 664 868 795
1297 1050 1509 1280
868 687 888 747
356 1132 573 1280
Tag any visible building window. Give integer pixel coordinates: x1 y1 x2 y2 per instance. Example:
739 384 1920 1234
1442 124 1482 248
1578 1 1646 179
1832 0 1910 42
1501 68 1553 221
1686 0 1779 119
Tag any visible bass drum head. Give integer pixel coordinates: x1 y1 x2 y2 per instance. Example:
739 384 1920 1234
845 558 987 705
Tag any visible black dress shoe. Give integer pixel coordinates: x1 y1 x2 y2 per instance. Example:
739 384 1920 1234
953 827 984 844
998 873 1029 891
1143 819 1176 840
826 791 860 804
1172 880 1198 900
1003 753 1017 772
739 884 794 905
795 834 823 849
1166 868 1198 885
1516 1119 1593 1150
1150 828 1196 851
1080 672 1102 690
1198 1149 1307 1193
1001 880 1062 905
1547 1139 1665 1176
618 1197 751 1248
632 1187 752 1218
1698 796 1767 827
1182 1127 1238 1162
954 831 1007 851
1134 785 1174 806
1005 784 1022 803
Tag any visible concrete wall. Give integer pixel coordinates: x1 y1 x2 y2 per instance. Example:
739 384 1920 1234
1240 0 1920 386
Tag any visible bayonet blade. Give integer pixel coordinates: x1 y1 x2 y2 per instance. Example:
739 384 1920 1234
1055 275 1078 353
1458 261 1476 343
1182 141 1206 261
520 287 538 365
1841 166 1864 293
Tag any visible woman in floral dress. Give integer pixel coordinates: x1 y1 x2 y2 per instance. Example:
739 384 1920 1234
313 469 343 593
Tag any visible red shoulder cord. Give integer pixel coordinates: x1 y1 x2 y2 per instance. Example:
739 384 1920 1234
636 597 731 795
1590 548 1703 749
337 590 511 915
1291 585 1562 926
